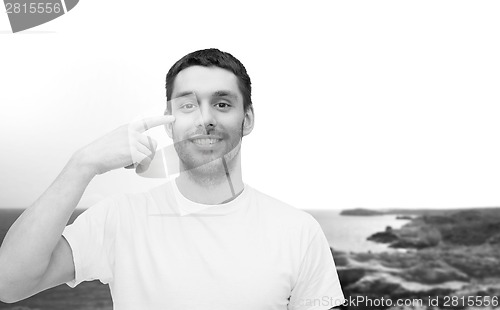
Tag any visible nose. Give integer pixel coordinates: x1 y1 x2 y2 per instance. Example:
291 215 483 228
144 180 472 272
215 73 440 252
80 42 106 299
198 102 217 131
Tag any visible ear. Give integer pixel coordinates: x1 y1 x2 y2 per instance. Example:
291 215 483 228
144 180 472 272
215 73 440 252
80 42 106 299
164 110 173 139
242 107 254 136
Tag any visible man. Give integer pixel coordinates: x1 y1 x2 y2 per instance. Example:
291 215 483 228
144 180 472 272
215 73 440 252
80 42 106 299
0 49 344 309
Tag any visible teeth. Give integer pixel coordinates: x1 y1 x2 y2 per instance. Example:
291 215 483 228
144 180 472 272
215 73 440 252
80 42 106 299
193 138 219 145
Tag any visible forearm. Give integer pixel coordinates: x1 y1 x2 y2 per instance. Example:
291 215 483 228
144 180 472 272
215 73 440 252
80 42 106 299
0 116 168 295
0 152 95 285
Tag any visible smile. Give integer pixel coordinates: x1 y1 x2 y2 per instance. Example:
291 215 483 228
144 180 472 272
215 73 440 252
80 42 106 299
188 134 223 147
191 138 221 145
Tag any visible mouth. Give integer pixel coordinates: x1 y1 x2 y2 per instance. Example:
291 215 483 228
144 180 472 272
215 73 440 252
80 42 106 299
189 135 223 147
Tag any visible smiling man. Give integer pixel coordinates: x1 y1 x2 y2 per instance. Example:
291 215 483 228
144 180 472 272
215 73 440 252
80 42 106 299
0 49 345 310
165 63 251 204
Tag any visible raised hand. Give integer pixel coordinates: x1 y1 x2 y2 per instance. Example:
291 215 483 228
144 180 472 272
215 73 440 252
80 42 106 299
74 115 175 176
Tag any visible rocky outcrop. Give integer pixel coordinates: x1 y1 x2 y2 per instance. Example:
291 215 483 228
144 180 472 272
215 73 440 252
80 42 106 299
396 215 413 220
340 208 384 216
333 246 500 309
401 260 469 284
367 231 399 244
487 232 500 245
389 238 432 249
333 208 500 309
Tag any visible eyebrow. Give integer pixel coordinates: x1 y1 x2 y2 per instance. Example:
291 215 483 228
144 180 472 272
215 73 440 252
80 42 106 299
173 91 196 99
172 90 238 100
212 90 238 100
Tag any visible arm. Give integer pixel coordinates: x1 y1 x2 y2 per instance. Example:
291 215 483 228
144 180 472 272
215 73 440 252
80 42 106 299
0 155 94 303
0 115 174 303
288 218 345 310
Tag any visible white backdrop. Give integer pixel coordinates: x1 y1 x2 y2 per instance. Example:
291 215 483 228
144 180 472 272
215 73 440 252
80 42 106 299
1 1 499 210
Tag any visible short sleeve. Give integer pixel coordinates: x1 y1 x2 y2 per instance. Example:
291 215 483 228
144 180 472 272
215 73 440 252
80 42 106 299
62 196 119 288
288 225 345 310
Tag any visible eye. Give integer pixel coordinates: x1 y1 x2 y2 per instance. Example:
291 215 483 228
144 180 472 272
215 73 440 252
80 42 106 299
215 102 230 109
180 102 198 111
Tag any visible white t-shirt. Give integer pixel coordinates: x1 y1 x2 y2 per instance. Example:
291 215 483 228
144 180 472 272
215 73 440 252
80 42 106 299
63 181 345 310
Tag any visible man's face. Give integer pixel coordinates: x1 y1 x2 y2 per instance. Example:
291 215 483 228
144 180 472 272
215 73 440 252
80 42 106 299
167 65 253 174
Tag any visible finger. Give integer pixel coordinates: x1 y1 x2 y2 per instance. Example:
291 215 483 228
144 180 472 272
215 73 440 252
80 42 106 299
135 140 154 158
136 156 152 174
138 152 152 165
125 134 156 170
125 148 149 169
131 150 149 168
131 115 175 133
137 135 157 153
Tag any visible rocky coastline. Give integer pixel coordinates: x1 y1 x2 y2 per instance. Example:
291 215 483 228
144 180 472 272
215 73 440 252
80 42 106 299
334 208 500 310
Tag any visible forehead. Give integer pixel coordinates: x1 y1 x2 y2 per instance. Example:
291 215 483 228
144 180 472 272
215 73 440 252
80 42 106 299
172 66 241 99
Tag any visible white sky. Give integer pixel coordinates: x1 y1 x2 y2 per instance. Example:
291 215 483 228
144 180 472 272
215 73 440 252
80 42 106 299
1 1 500 210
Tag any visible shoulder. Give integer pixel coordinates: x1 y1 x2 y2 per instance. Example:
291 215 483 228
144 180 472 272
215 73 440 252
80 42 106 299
77 194 123 219
80 185 158 220
246 185 321 232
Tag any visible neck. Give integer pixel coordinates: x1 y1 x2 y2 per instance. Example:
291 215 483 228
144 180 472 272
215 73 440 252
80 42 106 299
175 152 244 204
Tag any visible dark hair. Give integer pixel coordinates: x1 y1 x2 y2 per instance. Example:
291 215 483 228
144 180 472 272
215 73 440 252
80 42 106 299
165 48 252 113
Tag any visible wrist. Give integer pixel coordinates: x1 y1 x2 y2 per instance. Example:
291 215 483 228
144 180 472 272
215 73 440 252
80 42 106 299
69 149 98 179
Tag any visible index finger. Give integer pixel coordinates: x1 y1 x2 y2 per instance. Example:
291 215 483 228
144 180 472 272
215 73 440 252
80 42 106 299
131 115 175 132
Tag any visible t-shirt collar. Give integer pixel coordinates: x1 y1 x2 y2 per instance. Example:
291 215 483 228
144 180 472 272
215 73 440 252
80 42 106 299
147 180 248 216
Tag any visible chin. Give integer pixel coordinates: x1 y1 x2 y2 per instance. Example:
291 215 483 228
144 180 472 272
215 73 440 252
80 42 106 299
176 138 242 170
182 155 222 172
182 158 228 184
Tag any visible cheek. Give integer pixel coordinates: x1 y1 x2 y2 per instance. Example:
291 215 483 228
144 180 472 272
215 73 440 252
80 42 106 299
172 117 193 133
220 113 244 129
172 113 203 133
231 118 246 135
171 123 187 141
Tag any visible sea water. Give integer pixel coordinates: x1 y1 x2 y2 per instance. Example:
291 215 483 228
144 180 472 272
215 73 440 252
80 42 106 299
305 209 411 253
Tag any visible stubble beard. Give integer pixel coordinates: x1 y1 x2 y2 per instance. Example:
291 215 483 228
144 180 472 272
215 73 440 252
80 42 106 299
174 126 243 187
